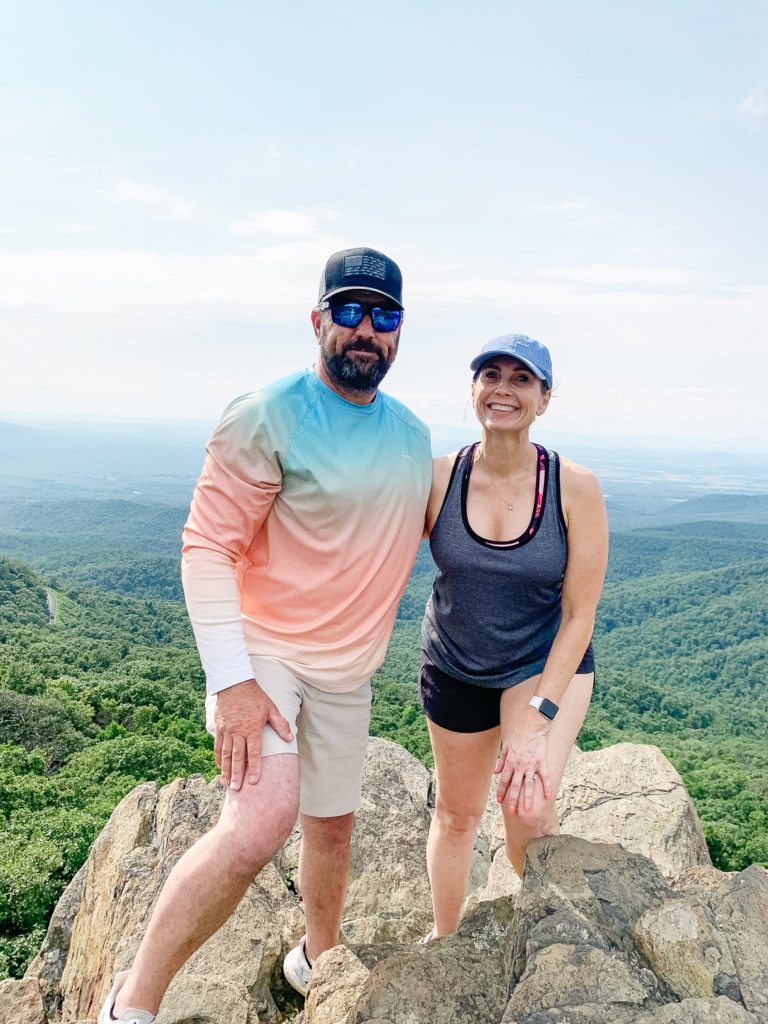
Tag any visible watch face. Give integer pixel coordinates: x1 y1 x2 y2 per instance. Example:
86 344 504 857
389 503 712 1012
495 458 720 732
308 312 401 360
539 698 559 720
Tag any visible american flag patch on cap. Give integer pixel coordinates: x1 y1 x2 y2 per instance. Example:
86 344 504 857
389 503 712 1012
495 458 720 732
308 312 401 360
344 253 387 280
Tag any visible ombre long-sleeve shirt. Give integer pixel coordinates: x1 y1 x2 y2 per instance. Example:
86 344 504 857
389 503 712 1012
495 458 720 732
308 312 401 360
182 369 431 695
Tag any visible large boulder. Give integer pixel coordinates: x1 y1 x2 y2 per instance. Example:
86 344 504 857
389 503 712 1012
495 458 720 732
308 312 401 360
14 738 766 1024
53 775 303 1024
473 742 712 910
0 977 46 1024
278 737 434 946
557 744 712 879
304 897 517 1024
499 836 765 1024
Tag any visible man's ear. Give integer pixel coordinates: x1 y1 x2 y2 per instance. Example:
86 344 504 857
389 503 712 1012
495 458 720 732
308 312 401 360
311 309 321 339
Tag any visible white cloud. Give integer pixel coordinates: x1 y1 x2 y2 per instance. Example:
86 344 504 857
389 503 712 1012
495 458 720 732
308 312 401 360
739 86 768 129
568 214 622 229
109 178 200 221
543 264 712 289
231 206 339 238
679 100 722 124
659 387 748 397
529 199 589 214
410 263 716 308
264 143 280 159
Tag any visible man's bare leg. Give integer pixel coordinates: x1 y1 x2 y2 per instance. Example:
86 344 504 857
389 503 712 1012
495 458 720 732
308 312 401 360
298 812 355 964
112 754 299 1017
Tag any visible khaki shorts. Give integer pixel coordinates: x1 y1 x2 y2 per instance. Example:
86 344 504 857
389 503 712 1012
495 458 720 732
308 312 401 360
205 655 372 817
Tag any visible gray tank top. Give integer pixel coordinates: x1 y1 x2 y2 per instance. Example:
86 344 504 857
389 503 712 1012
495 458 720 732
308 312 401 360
421 443 568 688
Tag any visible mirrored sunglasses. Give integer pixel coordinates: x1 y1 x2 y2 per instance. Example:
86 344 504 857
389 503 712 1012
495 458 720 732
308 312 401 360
320 300 403 333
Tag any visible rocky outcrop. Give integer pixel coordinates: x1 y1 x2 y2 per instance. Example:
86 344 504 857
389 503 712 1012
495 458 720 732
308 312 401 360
557 743 712 879
4 737 766 1024
470 742 711 911
277 738 434 947
303 838 767 1024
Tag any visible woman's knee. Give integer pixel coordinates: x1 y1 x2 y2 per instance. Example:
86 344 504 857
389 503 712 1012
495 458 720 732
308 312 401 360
433 798 485 839
505 806 558 846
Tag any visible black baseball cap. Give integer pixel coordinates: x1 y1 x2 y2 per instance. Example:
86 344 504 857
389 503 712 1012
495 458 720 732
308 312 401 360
318 247 403 308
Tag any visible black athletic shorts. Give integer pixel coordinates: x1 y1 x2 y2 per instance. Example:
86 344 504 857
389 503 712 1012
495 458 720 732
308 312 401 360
418 644 595 733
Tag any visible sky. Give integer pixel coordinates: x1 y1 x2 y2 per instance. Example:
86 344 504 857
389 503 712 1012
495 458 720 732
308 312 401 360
1 0 767 450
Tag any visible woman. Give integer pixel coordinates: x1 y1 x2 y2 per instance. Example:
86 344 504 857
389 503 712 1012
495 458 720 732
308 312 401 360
420 333 608 938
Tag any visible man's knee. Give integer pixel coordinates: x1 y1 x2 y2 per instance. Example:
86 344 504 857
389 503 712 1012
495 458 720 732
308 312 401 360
300 810 355 849
215 758 299 877
218 796 297 878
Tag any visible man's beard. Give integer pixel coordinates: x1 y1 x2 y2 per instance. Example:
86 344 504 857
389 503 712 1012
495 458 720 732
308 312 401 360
321 342 394 393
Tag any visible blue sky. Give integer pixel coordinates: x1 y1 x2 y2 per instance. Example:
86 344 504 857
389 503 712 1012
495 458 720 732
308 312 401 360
2 0 767 449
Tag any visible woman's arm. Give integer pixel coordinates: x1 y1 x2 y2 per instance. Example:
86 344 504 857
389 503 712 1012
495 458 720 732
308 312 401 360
424 453 459 537
495 458 608 809
536 457 609 702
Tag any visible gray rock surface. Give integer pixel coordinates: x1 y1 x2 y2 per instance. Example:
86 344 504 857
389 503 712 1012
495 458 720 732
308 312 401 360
55 775 302 1024
16 739 767 1024
0 976 46 1024
278 737 434 946
557 743 712 879
634 897 740 1001
302 945 370 1024
324 898 517 1024
635 996 762 1023
708 864 768 1017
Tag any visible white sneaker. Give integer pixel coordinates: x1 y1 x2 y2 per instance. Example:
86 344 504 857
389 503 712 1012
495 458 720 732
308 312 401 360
97 972 156 1024
419 927 437 945
283 935 313 996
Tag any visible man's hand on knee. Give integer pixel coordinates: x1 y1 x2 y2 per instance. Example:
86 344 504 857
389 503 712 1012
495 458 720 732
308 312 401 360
214 678 293 790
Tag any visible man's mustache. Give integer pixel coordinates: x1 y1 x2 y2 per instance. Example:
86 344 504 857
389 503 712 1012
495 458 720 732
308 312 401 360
342 339 382 356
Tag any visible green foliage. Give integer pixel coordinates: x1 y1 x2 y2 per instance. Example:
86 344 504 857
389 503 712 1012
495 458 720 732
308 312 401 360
370 677 432 767
1 505 768 982
0 927 45 980
0 557 214 980
61 734 214 786
0 557 49 628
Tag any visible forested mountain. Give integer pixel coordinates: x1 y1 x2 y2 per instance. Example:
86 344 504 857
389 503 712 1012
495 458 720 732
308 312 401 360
0 557 213 978
0 491 767 981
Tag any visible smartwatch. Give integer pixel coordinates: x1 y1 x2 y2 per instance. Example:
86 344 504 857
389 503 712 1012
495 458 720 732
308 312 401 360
529 695 559 720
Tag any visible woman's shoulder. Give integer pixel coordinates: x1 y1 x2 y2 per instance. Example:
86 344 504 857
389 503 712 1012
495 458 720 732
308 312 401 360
432 449 461 482
557 455 605 519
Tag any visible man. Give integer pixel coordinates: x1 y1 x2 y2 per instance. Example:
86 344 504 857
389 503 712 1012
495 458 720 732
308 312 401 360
98 247 431 1023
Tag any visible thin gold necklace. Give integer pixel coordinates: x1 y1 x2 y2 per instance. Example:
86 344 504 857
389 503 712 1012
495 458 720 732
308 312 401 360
478 445 534 511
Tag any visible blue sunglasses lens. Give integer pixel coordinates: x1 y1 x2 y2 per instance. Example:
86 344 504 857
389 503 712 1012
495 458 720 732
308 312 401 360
372 308 402 331
329 302 402 332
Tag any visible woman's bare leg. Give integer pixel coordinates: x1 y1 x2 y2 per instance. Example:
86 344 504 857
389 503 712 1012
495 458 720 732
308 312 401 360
425 719 499 936
499 673 594 875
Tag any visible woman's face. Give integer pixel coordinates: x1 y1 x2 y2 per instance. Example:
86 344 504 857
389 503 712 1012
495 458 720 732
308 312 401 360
471 356 550 432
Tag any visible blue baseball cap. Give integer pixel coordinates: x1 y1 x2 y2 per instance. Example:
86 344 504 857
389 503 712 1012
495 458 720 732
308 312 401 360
470 334 553 390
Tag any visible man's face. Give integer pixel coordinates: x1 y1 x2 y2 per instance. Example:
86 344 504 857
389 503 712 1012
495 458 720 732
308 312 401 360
312 289 402 396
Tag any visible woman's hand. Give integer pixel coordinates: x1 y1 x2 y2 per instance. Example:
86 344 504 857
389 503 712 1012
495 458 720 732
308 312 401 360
494 709 553 813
